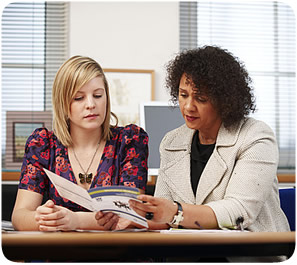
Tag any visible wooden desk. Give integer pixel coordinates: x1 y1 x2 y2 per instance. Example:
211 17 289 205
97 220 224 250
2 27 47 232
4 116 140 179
2 231 295 261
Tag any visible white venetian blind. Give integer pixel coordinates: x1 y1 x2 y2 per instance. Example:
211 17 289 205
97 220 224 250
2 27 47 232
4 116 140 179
180 1 296 170
1 2 68 170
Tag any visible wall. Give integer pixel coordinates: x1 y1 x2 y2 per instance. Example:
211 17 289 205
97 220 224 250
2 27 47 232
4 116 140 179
69 1 179 101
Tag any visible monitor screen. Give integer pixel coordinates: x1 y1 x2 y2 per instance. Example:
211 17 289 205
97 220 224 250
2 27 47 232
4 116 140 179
139 102 185 175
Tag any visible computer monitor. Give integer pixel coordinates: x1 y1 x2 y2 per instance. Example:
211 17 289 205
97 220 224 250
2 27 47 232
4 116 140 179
139 102 185 176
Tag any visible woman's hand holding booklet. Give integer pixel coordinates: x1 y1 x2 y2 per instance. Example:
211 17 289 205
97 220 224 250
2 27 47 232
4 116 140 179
43 168 148 228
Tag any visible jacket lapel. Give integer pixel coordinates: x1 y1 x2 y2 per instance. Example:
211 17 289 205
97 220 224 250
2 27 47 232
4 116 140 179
195 151 227 204
195 120 244 204
161 125 196 204
160 120 245 205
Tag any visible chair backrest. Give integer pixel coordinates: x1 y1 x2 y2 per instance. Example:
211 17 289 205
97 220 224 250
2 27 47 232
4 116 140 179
279 188 295 231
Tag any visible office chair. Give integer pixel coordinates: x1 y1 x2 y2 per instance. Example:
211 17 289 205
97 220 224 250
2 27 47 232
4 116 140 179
279 188 295 231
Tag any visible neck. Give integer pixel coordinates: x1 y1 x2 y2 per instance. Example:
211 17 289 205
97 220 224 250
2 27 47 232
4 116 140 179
199 121 222 145
199 133 216 145
70 127 102 150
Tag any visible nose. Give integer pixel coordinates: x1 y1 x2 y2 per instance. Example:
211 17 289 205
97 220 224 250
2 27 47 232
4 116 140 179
86 95 95 110
184 96 196 112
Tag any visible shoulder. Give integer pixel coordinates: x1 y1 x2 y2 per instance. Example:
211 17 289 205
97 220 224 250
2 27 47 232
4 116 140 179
239 117 276 141
22 128 57 168
110 124 148 138
218 118 276 146
244 117 273 131
160 123 194 150
109 124 148 147
26 128 56 146
24 128 64 159
226 118 278 159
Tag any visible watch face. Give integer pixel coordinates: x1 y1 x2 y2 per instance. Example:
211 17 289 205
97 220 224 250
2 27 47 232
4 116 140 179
175 212 184 224
168 201 184 227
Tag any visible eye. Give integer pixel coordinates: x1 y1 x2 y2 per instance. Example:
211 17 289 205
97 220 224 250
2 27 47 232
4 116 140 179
196 96 208 103
94 94 103 99
179 91 188 98
74 96 83 101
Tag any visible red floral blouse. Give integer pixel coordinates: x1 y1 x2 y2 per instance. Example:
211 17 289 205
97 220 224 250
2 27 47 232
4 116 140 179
18 124 148 211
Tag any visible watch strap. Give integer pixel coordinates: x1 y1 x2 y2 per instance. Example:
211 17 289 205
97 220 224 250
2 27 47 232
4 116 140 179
168 201 184 228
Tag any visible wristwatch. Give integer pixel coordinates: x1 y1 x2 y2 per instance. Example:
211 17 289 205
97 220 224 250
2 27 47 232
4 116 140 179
168 201 184 228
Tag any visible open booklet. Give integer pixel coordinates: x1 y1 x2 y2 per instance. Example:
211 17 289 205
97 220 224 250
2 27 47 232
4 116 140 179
43 169 148 228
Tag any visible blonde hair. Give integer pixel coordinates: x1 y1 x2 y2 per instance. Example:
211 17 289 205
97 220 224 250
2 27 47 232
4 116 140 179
52 55 117 147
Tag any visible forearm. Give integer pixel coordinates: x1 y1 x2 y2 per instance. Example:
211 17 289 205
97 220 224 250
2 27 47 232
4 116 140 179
180 204 218 229
13 208 102 231
147 204 218 230
75 211 104 230
12 208 39 231
131 195 219 230
148 221 169 230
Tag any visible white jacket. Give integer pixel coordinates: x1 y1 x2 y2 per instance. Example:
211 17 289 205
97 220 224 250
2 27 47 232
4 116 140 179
155 117 290 232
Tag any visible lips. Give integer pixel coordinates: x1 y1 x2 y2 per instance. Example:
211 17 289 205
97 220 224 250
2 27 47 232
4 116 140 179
185 115 198 122
84 114 99 119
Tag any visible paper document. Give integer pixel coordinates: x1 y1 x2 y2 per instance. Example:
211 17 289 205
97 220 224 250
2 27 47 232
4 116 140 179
43 169 148 228
161 228 249 234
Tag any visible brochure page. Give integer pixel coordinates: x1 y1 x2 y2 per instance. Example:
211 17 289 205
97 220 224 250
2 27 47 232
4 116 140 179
43 168 148 228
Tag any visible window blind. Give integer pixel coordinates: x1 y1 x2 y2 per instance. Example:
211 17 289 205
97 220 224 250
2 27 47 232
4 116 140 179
180 1 197 51
179 1 295 170
1 2 68 170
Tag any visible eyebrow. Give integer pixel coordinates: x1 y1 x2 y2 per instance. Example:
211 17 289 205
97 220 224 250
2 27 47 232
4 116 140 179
76 88 105 93
94 88 105 92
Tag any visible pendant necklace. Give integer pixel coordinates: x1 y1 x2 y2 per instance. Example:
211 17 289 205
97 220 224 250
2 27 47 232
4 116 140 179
72 141 100 184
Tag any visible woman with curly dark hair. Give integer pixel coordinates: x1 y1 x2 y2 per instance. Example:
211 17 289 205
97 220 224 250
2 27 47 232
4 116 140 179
131 46 289 241
166 46 256 129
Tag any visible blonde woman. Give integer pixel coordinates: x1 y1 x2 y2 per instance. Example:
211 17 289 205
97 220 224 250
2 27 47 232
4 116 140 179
12 56 148 231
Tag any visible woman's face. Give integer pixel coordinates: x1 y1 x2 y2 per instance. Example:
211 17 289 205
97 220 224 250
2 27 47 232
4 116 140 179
178 73 221 133
69 76 107 133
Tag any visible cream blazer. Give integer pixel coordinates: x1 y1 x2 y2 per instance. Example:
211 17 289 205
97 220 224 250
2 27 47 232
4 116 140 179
155 117 290 232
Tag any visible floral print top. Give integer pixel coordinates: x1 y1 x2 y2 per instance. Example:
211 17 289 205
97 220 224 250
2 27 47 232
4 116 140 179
18 124 149 212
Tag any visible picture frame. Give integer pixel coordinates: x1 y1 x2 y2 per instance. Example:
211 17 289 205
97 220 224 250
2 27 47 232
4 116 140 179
5 111 52 170
104 69 155 126
13 122 45 163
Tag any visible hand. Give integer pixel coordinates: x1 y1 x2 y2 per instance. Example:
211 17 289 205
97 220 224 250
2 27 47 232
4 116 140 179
35 200 79 231
95 211 132 231
129 195 177 224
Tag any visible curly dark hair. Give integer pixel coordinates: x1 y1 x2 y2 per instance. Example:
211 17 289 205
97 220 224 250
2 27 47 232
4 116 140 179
165 46 256 129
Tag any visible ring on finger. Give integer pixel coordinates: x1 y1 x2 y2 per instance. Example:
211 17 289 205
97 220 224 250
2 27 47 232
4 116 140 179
145 212 154 220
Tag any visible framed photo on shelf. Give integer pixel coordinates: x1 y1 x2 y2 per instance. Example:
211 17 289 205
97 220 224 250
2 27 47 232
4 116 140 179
104 69 155 126
13 122 44 163
5 111 52 170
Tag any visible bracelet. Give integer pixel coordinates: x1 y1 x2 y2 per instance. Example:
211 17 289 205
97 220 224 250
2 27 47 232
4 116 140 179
168 201 184 228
